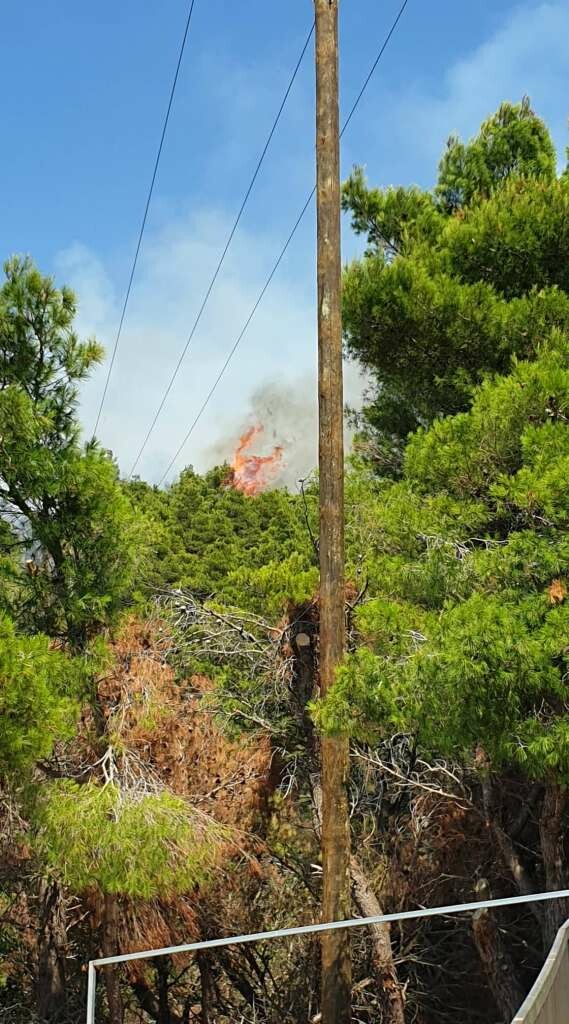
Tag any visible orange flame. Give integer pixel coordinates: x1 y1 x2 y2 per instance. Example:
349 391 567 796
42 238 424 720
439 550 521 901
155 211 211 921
230 424 284 495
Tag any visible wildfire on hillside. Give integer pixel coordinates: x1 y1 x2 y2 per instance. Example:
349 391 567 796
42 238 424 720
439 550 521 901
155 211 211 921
228 424 284 495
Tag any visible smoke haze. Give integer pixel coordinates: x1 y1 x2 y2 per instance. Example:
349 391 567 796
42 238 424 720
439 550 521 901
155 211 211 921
206 359 369 491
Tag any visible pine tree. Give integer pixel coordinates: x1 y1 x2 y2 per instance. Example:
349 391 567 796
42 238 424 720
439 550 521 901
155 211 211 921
0 257 142 646
341 98 569 464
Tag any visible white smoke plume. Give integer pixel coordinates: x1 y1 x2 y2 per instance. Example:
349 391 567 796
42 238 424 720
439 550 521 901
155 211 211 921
205 359 369 492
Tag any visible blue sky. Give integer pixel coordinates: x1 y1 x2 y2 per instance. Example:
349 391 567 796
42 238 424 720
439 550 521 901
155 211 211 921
2 1 569 485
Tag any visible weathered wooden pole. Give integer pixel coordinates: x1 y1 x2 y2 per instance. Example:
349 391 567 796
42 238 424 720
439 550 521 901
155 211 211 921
314 2 352 1022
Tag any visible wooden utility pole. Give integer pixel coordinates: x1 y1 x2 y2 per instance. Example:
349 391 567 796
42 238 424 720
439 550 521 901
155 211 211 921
315 3 352 1023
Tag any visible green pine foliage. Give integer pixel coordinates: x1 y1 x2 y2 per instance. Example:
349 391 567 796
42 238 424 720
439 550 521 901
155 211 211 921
442 177 569 298
0 614 81 774
0 255 103 446
404 331 569 500
341 166 445 256
0 258 146 645
322 106 569 786
127 467 317 615
320 330 569 782
341 98 569 454
35 781 223 899
436 97 556 213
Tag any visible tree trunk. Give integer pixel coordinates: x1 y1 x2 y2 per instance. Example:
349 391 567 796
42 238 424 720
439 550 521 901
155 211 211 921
213 948 257 1010
350 856 405 1024
539 782 569 949
36 879 67 1023
131 978 184 1024
480 761 543 929
198 953 212 1024
156 958 172 1024
102 893 123 1024
471 881 525 1023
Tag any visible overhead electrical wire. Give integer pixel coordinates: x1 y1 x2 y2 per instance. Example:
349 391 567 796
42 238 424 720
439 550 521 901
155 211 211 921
92 0 198 438
156 0 410 487
127 22 316 478
157 191 315 486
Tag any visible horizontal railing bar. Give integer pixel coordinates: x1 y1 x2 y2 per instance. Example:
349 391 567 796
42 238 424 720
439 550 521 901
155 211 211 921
91 889 569 967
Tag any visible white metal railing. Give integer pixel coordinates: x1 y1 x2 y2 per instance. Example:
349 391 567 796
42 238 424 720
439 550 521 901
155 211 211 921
512 918 569 1024
86 889 569 1023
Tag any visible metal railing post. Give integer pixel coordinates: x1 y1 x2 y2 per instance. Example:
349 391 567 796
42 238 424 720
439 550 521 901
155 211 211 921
84 889 569 1023
86 962 97 1024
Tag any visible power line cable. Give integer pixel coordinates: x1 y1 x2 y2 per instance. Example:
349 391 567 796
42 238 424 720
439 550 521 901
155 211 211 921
156 0 410 486
92 0 198 437
128 22 315 478
340 0 409 136
157 191 314 486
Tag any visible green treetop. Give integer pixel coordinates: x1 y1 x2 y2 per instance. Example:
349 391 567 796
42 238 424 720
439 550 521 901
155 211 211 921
436 97 557 213
0 257 143 646
341 99 569 462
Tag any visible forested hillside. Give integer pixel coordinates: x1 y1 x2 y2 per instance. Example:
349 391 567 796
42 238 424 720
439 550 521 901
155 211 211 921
1 98 569 1024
